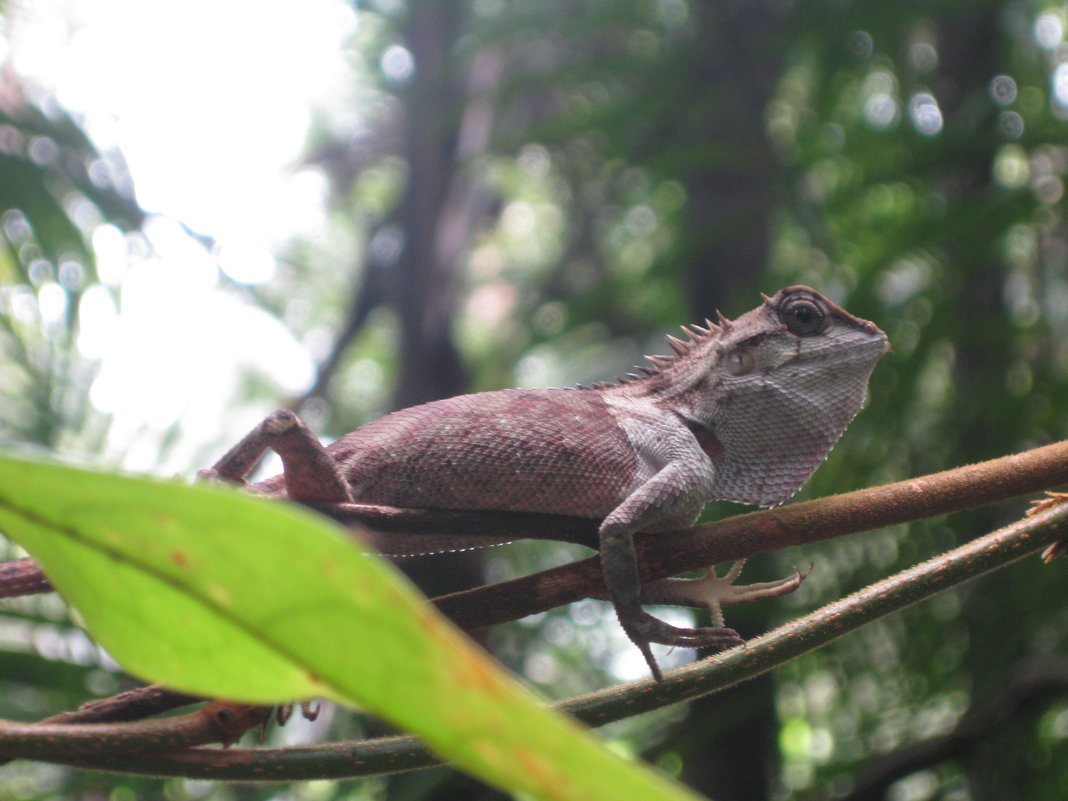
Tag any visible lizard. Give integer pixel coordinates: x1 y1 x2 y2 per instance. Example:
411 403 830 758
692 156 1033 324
202 286 889 680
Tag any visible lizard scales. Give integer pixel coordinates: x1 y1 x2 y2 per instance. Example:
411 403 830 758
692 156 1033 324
245 285 888 679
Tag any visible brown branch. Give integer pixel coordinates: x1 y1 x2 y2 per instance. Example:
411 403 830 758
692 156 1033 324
4 440 1068 629
0 684 206 768
0 701 268 760
35 684 202 725
432 439 1068 630
327 503 598 552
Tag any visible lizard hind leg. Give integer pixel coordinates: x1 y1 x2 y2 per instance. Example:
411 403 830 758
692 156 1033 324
199 410 352 503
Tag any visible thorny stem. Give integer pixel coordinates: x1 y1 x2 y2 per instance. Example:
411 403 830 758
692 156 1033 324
33 497 1068 780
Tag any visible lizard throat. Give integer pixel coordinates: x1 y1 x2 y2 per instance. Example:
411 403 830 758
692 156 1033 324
679 416 725 462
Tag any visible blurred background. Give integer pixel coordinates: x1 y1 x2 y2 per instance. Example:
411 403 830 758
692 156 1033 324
3 1 1068 799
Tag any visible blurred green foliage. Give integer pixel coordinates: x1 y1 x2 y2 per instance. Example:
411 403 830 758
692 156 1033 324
0 71 143 451
4 1 1068 800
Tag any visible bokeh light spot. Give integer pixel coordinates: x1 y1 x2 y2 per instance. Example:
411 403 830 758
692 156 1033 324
1035 12 1064 49
381 44 415 82
989 74 1017 106
908 93 943 136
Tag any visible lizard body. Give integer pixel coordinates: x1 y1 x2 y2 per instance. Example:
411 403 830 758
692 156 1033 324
216 286 888 679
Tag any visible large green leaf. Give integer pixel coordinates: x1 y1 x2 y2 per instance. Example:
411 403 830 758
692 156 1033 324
0 454 702 801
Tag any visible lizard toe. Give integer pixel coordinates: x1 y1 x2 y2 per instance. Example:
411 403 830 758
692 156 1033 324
621 611 745 680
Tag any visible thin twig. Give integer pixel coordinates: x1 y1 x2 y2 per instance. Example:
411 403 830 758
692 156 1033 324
0 702 268 760
40 684 202 725
0 679 204 769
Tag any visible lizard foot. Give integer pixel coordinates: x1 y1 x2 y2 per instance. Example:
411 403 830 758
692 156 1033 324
620 610 744 682
624 560 812 680
643 559 812 627
195 467 247 488
202 410 352 503
275 700 322 727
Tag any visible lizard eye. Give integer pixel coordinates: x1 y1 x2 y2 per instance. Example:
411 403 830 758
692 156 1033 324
725 350 756 376
780 296 827 336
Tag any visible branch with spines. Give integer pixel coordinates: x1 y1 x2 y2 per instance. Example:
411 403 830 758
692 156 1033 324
1 439 1067 776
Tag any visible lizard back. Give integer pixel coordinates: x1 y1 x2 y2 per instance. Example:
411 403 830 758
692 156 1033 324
327 388 639 517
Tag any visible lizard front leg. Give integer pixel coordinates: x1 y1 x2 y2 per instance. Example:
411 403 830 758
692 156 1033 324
599 463 743 682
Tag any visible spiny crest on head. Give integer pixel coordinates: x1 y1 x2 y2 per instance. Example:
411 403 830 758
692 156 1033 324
585 312 730 389
637 314 727 374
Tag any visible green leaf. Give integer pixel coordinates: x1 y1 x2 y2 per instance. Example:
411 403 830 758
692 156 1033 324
0 454 703 801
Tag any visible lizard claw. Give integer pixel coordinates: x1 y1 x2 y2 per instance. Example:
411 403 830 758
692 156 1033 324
620 610 745 681
195 467 248 488
274 700 322 729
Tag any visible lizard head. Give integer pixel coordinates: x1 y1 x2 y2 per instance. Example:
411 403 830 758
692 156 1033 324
627 286 890 507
